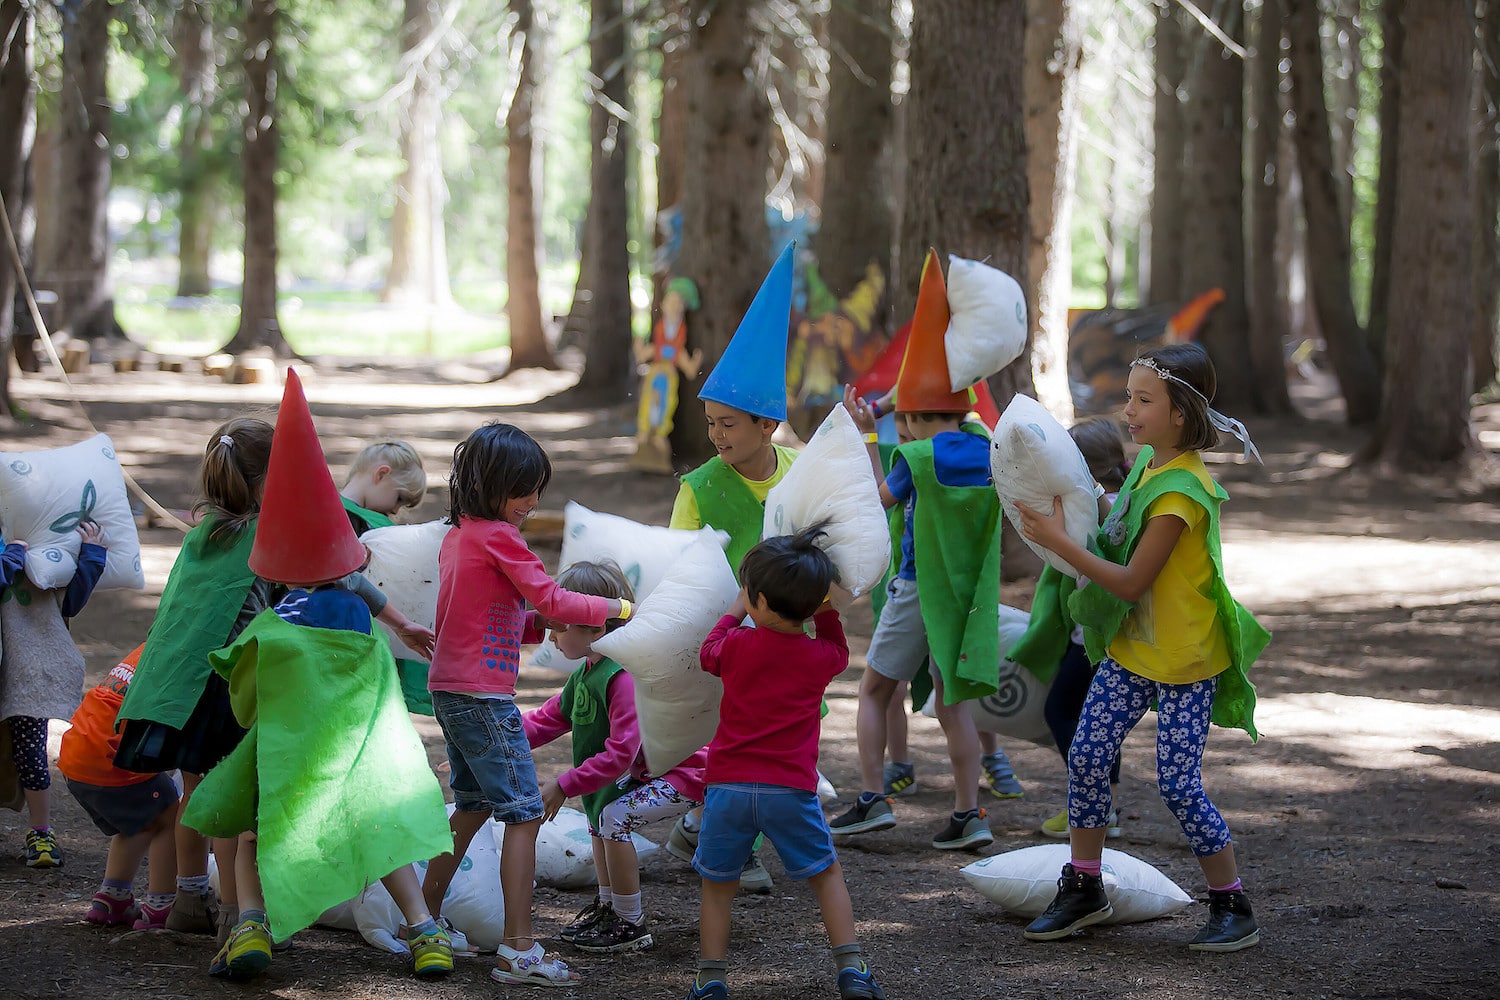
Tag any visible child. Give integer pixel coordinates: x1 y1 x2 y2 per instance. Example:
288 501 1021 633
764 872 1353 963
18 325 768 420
688 526 883 1000
833 250 1004 852
523 560 708 955
1015 343 1269 952
57 644 179 929
114 418 277 940
0 520 108 867
340 439 427 534
421 422 627 988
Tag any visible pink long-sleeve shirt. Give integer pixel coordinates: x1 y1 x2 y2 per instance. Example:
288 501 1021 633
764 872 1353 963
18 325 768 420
429 517 612 696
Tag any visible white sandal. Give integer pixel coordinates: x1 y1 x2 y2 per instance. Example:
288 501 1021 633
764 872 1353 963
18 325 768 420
491 942 580 987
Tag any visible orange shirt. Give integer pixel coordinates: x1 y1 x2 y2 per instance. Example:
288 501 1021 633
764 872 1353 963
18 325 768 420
58 644 155 787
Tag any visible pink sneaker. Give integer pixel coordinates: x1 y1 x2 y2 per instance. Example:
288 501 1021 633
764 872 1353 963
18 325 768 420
85 892 139 926
132 901 173 931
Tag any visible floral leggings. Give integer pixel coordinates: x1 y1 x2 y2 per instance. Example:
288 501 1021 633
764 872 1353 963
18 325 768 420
1067 658 1232 858
7 716 51 791
595 778 699 843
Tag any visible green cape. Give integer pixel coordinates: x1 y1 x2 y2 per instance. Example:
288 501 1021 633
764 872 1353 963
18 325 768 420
1005 565 1073 686
340 495 395 535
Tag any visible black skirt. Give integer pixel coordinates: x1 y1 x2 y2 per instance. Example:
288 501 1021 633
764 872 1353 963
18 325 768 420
113 671 247 777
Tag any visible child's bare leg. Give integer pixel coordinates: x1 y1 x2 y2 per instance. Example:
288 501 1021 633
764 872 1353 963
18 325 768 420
602 838 640 896
215 836 239 906
885 681 910 763
592 835 612 893
233 831 263 914
857 668 899 793
808 861 857 947
146 808 178 896
1068 825 1108 862
499 816 542 951
103 830 154 883
381 865 434 926
421 808 488 919
1198 843 1239 887
978 730 998 755
697 876 738 962
176 771 209 878
931 670 981 813
22 787 50 829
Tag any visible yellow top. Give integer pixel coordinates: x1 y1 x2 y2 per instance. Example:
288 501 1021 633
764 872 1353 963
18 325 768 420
1106 451 1230 685
668 444 799 530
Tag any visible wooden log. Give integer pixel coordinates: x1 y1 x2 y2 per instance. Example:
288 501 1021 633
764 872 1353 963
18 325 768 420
202 353 233 377
158 357 186 373
61 341 91 373
112 357 140 373
228 357 278 384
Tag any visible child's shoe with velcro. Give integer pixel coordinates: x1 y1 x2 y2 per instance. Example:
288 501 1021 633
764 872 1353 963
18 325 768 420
830 795 896 836
686 980 729 1000
932 809 993 851
84 891 138 926
981 750 1024 799
409 925 455 977
1023 863 1113 940
574 908 654 953
209 917 273 980
1188 889 1260 952
166 888 219 935
559 896 610 942
882 761 916 797
132 901 173 931
837 965 886 1000
24 828 62 868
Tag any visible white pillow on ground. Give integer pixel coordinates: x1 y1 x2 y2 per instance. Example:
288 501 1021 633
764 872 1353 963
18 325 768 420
763 405 889 604
945 255 1028 391
0 434 144 591
592 533 738 775
961 844 1193 923
967 604 1053 745
360 519 449 661
529 806 660 889
989 394 1099 578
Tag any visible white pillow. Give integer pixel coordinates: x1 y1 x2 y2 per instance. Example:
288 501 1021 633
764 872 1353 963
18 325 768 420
961 844 1193 923
763 405 890 605
989 394 1099 578
592 533 738 775
529 806 659 889
359 520 450 661
0 434 144 592
945 255 1028 391
966 604 1053 745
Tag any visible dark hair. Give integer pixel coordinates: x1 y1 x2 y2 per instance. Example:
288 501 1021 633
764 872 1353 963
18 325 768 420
447 423 552 523
1068 417 1128 491
739 522 835 622
1135 343 1219 452
556 560 635 633
195 417 275 540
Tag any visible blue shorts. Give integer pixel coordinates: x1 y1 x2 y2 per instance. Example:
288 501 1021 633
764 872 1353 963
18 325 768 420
432 691 543 824
693 783 838 882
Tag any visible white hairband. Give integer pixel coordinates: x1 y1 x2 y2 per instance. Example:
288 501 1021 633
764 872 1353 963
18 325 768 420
1130 356 1261 463
219 435 236 449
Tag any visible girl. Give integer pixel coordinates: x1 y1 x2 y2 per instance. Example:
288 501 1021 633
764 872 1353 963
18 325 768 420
421 423 627 988
523 561 707 956
114 418 277 941
1015 343 1269 953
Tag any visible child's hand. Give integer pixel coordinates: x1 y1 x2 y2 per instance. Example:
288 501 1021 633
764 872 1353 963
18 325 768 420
823 583 851 612
540 778 566 822
396 621 436 659
1014 497 1068 550
842 384 878 434
76 520 106 547
727 589 749 620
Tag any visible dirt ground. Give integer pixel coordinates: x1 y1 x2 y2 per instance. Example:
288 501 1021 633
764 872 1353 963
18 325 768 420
2 358 1498 999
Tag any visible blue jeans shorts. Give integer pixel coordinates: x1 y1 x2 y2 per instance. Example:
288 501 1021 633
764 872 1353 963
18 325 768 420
693 782 838 882
432 691 543 824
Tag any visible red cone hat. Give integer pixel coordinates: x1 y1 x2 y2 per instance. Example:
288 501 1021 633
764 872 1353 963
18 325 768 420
895 249 972 413
249 368 367 587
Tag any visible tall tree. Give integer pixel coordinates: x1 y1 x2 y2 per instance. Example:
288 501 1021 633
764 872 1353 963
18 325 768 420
669 0 770 465
1370 0 1476 467
503 0 554 371
1472 0 1499 391
1147 0 1186 303
175 0 218 298
1245 0 1294 413
819 0 893 298
223 0 289 355
650 0 688 323
1283 0 1380 423
0 0 34 415
1366 0 1403 352
383 0 453 307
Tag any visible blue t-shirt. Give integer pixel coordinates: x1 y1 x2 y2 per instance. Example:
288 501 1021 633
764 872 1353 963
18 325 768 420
886 431 993 580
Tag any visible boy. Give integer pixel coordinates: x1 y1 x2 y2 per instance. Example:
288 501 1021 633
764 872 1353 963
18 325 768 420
831 250 1004 851
688 526 884 1000
340 440 427 534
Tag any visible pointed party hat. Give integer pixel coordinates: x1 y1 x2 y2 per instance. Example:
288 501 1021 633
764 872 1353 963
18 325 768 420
895 249 971 413
249 367 367 587
698 240 795 421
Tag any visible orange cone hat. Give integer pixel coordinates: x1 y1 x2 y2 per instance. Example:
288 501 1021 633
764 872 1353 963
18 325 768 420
895 249 972 413
249 368 367 587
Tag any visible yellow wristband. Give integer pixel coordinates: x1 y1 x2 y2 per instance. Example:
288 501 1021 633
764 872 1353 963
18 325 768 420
863 432 878 444
617 598 633 621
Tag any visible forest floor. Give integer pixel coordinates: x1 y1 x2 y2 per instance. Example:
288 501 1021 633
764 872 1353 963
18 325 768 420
2 357 1498 999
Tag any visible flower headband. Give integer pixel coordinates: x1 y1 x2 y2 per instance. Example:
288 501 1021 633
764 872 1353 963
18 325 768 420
1130 356 1262 463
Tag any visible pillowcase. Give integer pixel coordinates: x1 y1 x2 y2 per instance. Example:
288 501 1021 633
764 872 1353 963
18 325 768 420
945 255 1028 391
359 519 450 661
961 843 1193 923
989 394 1099 578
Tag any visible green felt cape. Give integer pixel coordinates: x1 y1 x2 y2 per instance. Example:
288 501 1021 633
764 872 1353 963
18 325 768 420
340 495 395 535
183 610 451 940
681 445 796 580
1005 565 1073 686
868 442 905 627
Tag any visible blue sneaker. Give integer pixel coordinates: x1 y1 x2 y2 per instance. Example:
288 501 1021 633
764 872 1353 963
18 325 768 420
838 965 886 1000
686 980 729 999
982 749 1025 799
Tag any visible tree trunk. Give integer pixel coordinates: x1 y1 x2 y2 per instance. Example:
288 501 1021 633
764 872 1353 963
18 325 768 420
0 0 35 415
1367 0 1403 353
175 0 217 299
1282 0 1381 423
1023 0 1080 422
668 0 770 466
650 0 688 324
223 0 289 356
1326 0 1362 233
1370 0 1476 468
818 0 893 298
383 0 453 308
48 0 120 342
574 0 632 399
504 0 554 371
1178 7 1255 413
1246 0 1294 414
1147 0 1187 303
1472 0 1499 391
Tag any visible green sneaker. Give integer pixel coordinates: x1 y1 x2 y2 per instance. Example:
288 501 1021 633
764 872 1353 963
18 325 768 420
410 925 455 978
24 829 62 868
1039 808 1121 839
209 918 273 980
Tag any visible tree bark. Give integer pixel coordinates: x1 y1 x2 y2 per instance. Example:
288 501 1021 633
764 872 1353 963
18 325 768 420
574 0 633 399
1147 0 1187 303
1472 0 1499 391
504 0 554 371
383 0 452 307
648 1 688 324
1367 0 1403 353
1371 0 1476 468
1282 0 1381 423
175 0 217 299
818 0 893 298
1326 0 1362 233
0 0 35 415
1023 0 1080 422
1246 0 1294 414
669 0 770 466
223 0 289 356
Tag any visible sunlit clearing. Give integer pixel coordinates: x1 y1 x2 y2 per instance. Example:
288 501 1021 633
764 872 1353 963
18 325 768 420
1256 692 1500 776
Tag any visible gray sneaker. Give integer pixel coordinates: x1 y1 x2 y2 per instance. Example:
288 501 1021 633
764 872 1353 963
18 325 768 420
882 761 916 797
830 795 896 836
666 815 699 863
932 809 994 851
740 853 774 894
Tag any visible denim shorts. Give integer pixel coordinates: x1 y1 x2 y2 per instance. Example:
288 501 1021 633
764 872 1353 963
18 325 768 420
432 691 543 824
693 783 838 882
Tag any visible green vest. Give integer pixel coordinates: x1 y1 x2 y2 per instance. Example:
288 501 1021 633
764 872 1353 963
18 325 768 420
1006 565 1073 686
117 516 260 730
1068 446 1270 739
341 495 394 535
340 499 432 717
899 432 1002 706
868 442 904 625
682 446 795 580
557 657 632 826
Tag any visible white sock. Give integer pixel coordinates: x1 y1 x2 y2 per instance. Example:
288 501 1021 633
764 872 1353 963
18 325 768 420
614 891 643 925
177 874 211 895
598 886 614 908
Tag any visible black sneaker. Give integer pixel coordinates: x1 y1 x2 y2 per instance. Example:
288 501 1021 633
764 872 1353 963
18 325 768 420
559 897 610 942
573 909 654 953
24 828 62 868
1023 863 1113 940
830 795 896 836
932 809 994 851
1188 889 1260 952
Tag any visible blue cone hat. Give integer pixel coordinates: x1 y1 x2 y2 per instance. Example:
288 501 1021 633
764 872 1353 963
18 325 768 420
698 240 794 421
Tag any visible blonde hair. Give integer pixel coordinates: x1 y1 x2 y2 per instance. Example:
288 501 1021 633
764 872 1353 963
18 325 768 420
195 417 275 540
347 440 427 510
